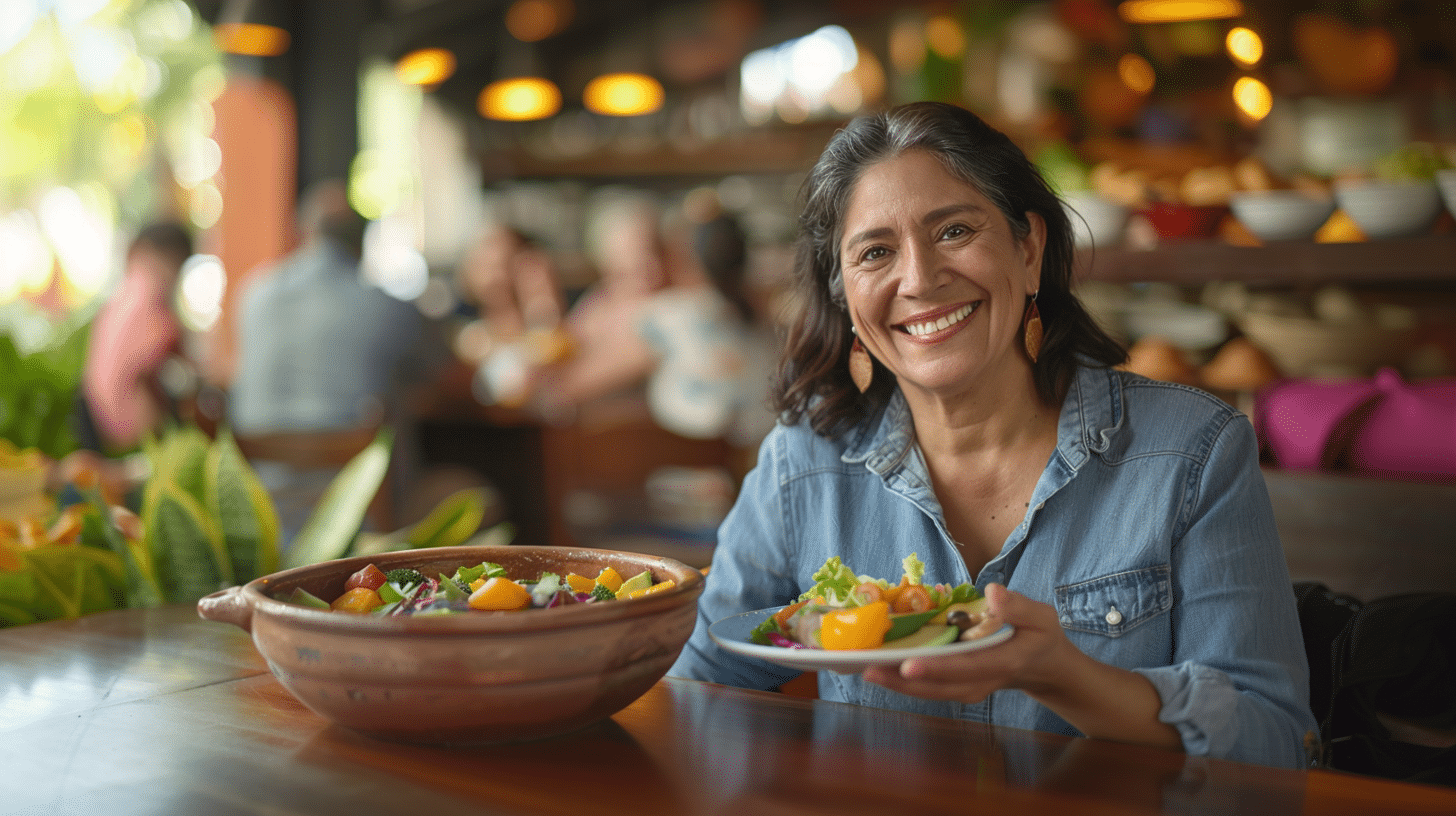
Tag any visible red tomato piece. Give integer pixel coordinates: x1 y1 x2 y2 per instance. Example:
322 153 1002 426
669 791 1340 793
345 564 388 592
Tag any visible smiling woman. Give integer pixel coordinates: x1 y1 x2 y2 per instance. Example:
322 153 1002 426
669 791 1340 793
668 101 1320 771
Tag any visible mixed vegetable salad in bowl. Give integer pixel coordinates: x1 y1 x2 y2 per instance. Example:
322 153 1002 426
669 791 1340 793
284 558 674 616
197 545 703 745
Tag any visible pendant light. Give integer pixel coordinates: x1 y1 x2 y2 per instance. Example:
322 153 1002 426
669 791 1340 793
1117 1 1245 25
582 27 664 117
214 0 290 57
478 18 561 121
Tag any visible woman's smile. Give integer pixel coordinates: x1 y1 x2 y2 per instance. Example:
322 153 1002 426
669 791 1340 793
897 301 980 339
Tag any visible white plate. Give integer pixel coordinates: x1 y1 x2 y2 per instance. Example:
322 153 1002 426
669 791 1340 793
708 607 1015 673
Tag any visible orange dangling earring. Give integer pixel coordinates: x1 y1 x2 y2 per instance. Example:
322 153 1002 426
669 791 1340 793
849 327 873 393
1023 293 1043 364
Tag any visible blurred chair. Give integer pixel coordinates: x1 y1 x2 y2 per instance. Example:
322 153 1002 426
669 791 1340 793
234 422 394 539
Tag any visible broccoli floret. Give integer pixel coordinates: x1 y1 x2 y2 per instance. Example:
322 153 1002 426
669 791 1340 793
384 568 427 586
589 583 616 602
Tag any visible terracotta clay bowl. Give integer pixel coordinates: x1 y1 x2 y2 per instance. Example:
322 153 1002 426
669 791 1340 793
198 545 704 745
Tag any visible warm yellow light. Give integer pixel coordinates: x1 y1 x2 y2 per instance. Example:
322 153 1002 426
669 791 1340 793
213 23 290 57
583 73 664 116
1226 26 1262 66
1233 76 1272 121
478 77 561 121
925 15 965 60
506 0 572 43
889 17 926 73
1118 53 1156 94
1118 0 1244 24
396 48 456 86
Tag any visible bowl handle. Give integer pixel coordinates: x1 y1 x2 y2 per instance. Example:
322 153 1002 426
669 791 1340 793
197 585 254 633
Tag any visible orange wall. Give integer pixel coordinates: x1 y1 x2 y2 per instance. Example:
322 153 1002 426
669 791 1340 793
206 75 298 386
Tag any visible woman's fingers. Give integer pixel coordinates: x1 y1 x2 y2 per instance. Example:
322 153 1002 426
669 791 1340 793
861 584 1071 703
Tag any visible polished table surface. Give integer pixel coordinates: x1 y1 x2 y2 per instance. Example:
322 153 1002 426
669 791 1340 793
4 606 1455 816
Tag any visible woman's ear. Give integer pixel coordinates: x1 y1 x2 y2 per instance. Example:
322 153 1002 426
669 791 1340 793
1020 211 1047 296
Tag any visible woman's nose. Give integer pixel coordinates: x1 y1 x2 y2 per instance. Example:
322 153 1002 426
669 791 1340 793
897 238 943 296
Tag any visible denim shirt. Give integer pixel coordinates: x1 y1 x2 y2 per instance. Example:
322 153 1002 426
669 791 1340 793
669 364 1317 769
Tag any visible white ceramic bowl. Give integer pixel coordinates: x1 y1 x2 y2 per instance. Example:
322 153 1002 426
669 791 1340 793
1062 192 1130 249
1333 180 1442 239
1437 169 1456 219
1229 191 1336 242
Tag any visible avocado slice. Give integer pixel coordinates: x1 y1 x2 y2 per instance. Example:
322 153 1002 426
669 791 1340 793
881 624 958 649
883 609 940 641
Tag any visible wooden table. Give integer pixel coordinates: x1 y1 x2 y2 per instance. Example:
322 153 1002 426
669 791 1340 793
4 607 1454 815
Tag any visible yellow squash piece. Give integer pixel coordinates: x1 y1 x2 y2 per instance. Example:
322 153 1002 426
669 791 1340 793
624 579 675 600
594 566 624 593
331 587 383 614
469 576 532 611
565 573 596 593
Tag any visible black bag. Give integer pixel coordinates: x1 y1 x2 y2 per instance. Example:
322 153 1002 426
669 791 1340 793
1295 583 1456 786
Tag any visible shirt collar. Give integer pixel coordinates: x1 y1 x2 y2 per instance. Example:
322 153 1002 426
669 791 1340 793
841 362 1125 475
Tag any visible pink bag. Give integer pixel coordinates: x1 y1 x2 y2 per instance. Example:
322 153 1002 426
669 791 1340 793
1256 377 1381 471
1256 369 1456 480
1347 369 1456 480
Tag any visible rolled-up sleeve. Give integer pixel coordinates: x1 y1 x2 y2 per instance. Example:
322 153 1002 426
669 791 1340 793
1136 416 1317 769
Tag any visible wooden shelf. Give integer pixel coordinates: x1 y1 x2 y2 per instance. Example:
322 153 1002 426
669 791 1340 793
1076 235 1456 288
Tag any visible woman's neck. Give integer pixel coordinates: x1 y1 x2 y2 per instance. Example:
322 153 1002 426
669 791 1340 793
901 361 1055 462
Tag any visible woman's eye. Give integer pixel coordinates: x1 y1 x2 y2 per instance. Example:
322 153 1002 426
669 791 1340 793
940 224 969 240
860 246 888 263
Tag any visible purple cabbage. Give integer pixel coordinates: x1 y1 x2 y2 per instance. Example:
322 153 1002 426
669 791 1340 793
766 632 808 650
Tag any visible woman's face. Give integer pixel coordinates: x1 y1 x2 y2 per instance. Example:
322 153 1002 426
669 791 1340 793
837 150 1045 401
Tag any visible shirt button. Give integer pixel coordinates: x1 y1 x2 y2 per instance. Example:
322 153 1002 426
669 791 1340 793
1105 606 1123 626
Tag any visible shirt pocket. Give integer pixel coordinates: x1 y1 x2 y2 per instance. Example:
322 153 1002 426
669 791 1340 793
1054 565 1171 638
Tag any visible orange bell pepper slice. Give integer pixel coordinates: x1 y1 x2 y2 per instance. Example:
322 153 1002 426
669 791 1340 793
820 601 892 650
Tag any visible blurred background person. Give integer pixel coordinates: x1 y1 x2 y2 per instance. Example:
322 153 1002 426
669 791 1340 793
638 210 778 450
524 188 682 423
453 223 572 408
53 221 197 505
456 223 566 349
77 221 195 455
228 179 438 548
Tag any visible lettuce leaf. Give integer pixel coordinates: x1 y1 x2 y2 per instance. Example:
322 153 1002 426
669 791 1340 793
797 556 859 606
901 552 926 586
749 613 780 645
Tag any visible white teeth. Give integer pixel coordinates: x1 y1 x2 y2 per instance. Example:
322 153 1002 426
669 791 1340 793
904 303 976 337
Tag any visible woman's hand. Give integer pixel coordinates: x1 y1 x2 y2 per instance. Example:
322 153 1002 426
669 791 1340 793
863 583 1183 750
862 583 1071 702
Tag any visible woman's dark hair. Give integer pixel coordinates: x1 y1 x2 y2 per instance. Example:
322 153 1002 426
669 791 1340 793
772 101 1125 438
129 221 194 272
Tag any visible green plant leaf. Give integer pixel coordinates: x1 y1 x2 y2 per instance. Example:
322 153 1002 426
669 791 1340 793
143 481 230 603
0 600 37 627
283 429 392 569
144 425 211 506
207 429 280 583
404 487 487 548
0 569 37 606
77 492 162 608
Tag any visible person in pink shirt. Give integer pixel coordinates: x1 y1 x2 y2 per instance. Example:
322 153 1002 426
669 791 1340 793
80 222 193 453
